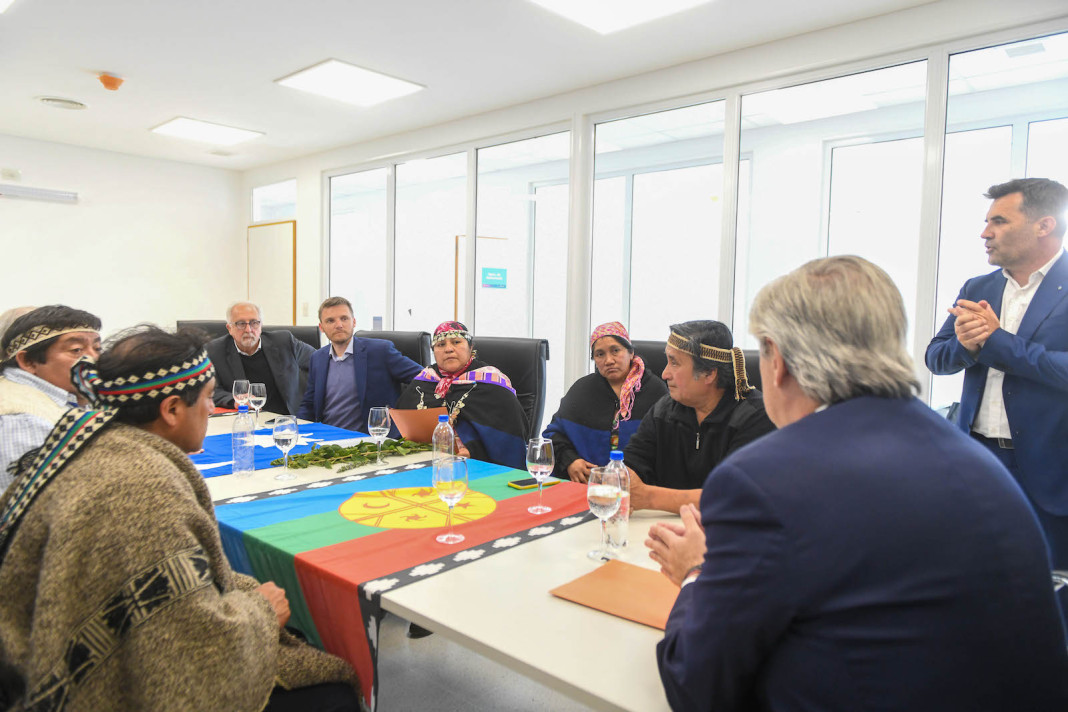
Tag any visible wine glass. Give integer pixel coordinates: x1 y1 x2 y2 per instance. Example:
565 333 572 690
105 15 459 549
249 383 267 425
368 407 391 465
272 415 298 481
526 437 554 515
587 466 622 561
433 456 469 545
232 379 251 409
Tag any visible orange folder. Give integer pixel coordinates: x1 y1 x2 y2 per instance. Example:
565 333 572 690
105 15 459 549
389 407 449 443
549 559 680 630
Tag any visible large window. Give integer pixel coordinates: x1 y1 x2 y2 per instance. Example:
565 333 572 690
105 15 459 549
329 169 388 330
252 179 296 222
734 61 928 348
395 153 468 331
930 31 1068 409
475 132 571 431
591 102 727 344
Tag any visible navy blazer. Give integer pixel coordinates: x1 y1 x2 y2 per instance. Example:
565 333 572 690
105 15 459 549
206 331 314 415
926 252 1068 514
657 396 1068 712
297 337 422 435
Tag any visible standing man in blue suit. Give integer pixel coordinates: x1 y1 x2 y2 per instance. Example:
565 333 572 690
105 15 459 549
649 256 1068 711
926 177 1068 575
298 297 422 435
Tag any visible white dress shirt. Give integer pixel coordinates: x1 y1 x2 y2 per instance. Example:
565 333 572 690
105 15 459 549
972 250 1065 439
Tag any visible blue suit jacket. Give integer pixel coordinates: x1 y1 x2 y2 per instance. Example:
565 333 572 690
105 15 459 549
657 397 1068 712
297 337 422 435
926 252 1068 514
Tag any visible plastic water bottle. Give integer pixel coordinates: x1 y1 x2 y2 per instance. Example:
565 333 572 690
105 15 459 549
232 404 255 478
432 414 454 462
605 450 630 549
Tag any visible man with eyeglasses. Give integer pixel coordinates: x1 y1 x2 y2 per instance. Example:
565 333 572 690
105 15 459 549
205 302 315 415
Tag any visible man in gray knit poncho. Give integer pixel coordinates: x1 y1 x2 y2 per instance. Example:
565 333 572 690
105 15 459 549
0 326 359 712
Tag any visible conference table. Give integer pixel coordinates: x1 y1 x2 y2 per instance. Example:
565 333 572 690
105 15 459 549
199 414 673 712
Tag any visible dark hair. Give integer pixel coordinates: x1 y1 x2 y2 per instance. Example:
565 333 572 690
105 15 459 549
318 296 354 321
985 178 1068 238
96 325 211 425
589 335 633 359
1 305 101 367
670 320 735 391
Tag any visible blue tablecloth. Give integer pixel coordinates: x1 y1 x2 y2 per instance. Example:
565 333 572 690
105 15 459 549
191 422 367 477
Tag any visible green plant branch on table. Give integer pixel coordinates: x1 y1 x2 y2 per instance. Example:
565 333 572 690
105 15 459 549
270 438 432 472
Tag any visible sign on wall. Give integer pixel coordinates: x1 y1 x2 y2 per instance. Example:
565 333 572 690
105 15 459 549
481 268 507 289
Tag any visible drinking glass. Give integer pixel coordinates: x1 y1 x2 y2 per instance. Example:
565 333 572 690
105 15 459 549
526 437 554 515
587 466 622 561
232 379 251 409
272 415 298 481
368 407 391 465
433 456 469 545
249 382 267 425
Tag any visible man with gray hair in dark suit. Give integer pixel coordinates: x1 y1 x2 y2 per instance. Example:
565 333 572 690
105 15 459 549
206 301 315 415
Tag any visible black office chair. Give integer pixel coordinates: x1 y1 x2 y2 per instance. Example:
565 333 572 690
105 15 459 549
272 324 321 351
176 319 228 340
355 330 433 367
472 336 550 441
630 339 762 392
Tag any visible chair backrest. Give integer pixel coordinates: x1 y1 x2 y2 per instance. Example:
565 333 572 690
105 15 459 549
176 320 321 350
472 335 550 441
176 319 228 340
355 330 433 367
630 339 762 392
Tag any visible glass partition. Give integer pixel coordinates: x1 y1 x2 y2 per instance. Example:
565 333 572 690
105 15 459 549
329 168 388 330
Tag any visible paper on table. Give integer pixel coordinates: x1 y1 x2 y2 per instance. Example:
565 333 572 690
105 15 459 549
549 559 679 630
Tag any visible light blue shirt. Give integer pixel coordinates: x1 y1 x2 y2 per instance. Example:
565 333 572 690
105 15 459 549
0 367 79 491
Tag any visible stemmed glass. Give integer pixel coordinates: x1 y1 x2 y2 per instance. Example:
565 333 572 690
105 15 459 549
587 466 622 561
232 379 251 409
433 456 469 545
526 437 554 515
249 383 267 426
272 415 298 481
368 407 391 465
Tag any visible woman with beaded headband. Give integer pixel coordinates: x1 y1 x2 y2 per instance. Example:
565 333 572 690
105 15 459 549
0 326 360 711
543 321 667 483
394 321 528 469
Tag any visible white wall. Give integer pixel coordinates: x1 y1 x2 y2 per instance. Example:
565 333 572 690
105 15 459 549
1 134 244 337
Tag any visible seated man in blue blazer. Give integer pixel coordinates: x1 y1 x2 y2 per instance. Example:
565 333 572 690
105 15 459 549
298 297 422 435
648 256 1068 711
207 301 315 415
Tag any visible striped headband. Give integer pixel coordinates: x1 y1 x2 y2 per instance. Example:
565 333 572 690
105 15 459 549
667 331 753 401
433 321 471 346
72 351 215 407
3 324 99 362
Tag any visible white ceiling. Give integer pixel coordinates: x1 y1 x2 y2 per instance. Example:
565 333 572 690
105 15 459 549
0 0 936 171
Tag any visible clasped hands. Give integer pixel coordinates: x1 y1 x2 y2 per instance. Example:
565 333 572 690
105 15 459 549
950 299 1000 356
645 503 706 587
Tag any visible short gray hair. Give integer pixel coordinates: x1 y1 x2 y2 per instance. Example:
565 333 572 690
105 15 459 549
749 255 918 404
226 302 262 324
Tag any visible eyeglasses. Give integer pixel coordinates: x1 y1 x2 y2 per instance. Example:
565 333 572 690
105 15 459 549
232 320 262 330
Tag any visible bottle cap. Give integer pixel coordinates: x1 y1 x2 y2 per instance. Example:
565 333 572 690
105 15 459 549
438 414 449 422
238 405 249 413
609 450 623 461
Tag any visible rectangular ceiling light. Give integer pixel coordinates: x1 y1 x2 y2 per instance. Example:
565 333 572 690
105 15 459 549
276 59 424 107
151 117 263 145
528 0 712 34
0 0 17 14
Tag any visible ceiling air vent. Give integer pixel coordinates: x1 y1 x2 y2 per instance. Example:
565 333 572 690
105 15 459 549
37 96 87 110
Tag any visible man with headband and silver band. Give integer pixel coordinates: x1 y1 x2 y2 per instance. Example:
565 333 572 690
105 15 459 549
0 305 101 489
623 320 775 512
0 326 359 711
